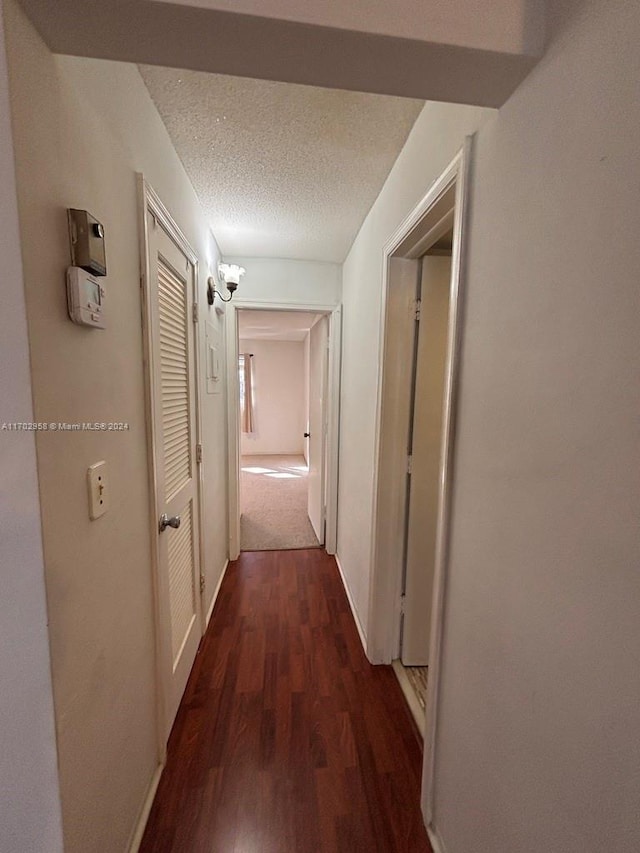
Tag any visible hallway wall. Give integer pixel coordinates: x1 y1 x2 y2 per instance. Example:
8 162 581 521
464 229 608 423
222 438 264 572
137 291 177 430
0 2 63 849
337 100 493 636
433 1 640 851
228 256 341 307
3 1 229 850
239 339 305 456
338 1 640 851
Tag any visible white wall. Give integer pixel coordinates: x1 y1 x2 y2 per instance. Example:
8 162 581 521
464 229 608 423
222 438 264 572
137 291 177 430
339 1 640 851
229 257 341 307
3 1 228 849
432 1 640 850
239 339 305 456
0 3 63 849
17 0 541 108
337 100 493 635
152 0 544 55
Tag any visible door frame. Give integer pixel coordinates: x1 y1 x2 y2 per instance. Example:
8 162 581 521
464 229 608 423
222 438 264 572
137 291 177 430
366 138 473 832
307 313 330 544
137 175 205 760
225 299 341 559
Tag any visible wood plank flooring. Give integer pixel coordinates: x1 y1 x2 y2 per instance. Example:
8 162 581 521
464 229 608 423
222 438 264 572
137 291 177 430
140 549 432 853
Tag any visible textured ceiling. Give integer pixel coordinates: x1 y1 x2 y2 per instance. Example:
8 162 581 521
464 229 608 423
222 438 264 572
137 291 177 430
238 309 321 342
139 66 423 262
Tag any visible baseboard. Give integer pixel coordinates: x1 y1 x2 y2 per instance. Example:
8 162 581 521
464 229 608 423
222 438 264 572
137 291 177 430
427 823 447 853
334 553 368 655
127 763 163 853
206 558 229 626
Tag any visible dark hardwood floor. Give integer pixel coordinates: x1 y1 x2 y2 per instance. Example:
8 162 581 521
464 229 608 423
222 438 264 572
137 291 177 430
140 549 432 853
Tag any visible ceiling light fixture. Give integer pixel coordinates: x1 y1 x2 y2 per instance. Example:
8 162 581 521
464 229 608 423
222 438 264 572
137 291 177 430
208 263 245 304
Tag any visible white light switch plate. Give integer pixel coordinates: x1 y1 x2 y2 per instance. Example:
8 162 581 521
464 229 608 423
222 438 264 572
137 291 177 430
206 320 221 394
87 461 108 520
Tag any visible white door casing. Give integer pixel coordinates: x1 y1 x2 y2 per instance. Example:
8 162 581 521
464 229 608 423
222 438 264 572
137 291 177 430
402 256 452 665
141 188 203 747
366 140 473 840
307 315 328 543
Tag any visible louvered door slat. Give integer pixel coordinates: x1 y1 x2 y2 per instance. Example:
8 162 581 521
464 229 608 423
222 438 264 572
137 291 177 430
158 259 191 500
167 500 196 664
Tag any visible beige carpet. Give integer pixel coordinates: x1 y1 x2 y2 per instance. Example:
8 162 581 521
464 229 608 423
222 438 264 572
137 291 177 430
240 455 321 551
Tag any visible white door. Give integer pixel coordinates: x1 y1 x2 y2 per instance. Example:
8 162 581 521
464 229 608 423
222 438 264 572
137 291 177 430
147 210 202 737
402 256 451 665
307 315 328 544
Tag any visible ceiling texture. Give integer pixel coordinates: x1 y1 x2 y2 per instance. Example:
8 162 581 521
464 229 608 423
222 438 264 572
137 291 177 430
139 66 423 262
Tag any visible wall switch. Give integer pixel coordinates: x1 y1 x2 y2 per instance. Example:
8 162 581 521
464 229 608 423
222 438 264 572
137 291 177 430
205 320 221 394
87 461 108 520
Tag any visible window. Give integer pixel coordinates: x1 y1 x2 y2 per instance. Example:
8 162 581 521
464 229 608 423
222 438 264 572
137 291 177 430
238 353 254 433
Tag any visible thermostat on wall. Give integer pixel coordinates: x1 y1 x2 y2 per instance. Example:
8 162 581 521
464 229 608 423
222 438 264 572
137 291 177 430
66 266 105 328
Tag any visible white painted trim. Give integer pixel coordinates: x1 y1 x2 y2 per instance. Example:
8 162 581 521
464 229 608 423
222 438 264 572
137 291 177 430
426 824 448 853
206 558 229 626
324 306 342 555
225 299 342 558
335 553 367 655
423 136 474 829
364 139 475 835
224 304 241 560
127 763 163 853
233 298 338 313
140 181 198 265
136 174 168 764
190 263 207 637
367 154 463 666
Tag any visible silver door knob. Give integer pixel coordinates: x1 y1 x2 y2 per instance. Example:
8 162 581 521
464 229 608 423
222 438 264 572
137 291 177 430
159 513 181 532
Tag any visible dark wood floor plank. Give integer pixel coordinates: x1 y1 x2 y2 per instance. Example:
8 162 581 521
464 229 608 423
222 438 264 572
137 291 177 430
140 549 432 853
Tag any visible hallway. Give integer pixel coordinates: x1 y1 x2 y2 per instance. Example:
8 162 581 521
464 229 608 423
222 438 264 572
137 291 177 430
140 550 431 852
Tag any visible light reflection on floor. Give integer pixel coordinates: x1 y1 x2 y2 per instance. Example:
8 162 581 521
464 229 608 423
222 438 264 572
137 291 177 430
242 463 309 479
240 455 318 550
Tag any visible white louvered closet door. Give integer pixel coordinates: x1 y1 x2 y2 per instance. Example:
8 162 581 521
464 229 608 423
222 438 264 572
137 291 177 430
148 211 202 739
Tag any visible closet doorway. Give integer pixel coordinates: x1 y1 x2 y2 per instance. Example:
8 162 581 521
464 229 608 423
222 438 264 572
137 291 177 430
366 143 472 839
393 247 452 732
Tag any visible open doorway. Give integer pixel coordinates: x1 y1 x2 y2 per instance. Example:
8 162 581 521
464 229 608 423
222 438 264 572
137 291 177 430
393 243 452 733
237 309 329 551
366 144 471 836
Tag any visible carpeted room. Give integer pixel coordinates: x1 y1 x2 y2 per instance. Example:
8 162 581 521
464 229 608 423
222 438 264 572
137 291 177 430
237 309 327 551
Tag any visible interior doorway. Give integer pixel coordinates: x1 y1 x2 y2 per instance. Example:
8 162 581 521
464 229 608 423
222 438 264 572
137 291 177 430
394 246 452 732
237 309 327 551
366 142 472 839
138 179 205 752
226 302 341 559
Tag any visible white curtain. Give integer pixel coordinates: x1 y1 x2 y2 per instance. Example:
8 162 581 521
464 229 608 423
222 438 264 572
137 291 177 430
240 353 254 433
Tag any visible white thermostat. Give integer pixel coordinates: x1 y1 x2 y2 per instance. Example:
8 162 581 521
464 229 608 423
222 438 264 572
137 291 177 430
66 266 105 328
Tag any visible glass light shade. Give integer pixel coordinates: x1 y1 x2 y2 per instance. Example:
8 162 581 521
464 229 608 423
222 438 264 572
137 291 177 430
218 263 246 286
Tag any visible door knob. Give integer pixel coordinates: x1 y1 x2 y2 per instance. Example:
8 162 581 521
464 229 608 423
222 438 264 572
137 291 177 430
304 432 310 438
159 513 181 532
